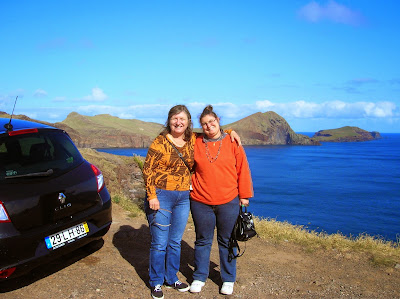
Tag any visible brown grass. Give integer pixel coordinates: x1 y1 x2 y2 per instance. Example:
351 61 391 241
254 217 400 266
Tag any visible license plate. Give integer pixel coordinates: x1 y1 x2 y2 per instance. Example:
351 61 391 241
45 222 89 250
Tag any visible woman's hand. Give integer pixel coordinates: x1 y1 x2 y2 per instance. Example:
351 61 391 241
230 130 242 146
149 198 160 210
239 198 249 207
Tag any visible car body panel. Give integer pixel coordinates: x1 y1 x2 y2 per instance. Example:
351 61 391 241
1 162 102 231
0 118 112 279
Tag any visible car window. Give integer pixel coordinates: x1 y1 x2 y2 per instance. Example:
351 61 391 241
0 129 84 181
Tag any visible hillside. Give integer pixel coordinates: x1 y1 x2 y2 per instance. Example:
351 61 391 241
312 126 382 142
2 111 382 147
0 111 52 124
60 111 320 147
59 112 164 148
223 111 320 145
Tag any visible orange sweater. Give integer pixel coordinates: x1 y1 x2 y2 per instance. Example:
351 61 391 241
190 134 253 205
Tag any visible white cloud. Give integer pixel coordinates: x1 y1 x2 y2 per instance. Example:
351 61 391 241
82 87 108 101
256 100 398 119
33 89 48 97
298 1 364 26
206 102 241 119
18 111 38 119
48 113 62 120
0 93 24 112
75 100 398 126
75 102 253 126
363 102 396 118
184 102 259 125
77 104 169 121
9 99 399 133
0 96 8 109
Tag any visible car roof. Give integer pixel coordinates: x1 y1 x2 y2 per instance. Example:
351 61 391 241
0 118 56 134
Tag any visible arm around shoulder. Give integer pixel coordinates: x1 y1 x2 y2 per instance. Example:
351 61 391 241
224 129 242 146
236 147 254 200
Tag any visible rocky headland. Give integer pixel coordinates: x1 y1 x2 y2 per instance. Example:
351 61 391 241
222 111 320 145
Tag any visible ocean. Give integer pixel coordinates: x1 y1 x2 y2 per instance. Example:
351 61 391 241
97 133 400 242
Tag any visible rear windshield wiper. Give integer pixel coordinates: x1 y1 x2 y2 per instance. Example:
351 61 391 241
5 169 54 179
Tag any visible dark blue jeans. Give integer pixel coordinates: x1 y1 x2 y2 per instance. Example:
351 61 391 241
145 189 190 287
190 197 239 283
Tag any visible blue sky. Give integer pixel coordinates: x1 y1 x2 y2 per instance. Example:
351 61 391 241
1 1 399 132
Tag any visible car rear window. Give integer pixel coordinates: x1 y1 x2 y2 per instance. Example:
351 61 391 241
0 129 84 181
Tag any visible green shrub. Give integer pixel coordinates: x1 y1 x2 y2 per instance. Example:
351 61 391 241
133 155 144 171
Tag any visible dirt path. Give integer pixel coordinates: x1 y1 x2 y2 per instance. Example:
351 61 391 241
1 203 400 299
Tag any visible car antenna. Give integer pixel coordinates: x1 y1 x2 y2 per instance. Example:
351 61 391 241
4 96 18 132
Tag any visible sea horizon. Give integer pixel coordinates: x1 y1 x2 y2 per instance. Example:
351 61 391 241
98 133 400 242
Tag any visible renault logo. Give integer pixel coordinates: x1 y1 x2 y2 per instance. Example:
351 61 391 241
58 193 66 204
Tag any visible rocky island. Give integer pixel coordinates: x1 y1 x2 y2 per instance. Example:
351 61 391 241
312 126 382 142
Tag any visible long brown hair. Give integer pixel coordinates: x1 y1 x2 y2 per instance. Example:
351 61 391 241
162 104 193 141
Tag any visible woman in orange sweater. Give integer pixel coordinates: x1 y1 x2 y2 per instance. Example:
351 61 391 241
189 105 253 296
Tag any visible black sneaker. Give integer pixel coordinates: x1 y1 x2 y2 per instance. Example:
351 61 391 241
151 284 164 299
165 280 190 292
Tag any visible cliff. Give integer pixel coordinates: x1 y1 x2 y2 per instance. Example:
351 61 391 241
59 112 164 148
223 111 320 145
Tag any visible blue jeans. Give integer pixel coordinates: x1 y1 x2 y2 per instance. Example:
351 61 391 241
145 189 190 287
190 197 240 283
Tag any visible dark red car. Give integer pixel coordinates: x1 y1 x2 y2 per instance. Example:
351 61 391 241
0 118 112 279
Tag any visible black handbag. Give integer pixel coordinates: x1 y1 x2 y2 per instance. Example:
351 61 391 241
228 206 257 260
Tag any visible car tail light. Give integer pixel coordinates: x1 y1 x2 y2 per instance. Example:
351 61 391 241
0 267 16 279
0 201 10 223
90 164 105 192
8 128 38 136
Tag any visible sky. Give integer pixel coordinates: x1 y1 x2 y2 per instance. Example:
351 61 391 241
1 0 399 132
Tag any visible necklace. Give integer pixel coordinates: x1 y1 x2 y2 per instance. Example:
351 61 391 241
204 132 224 163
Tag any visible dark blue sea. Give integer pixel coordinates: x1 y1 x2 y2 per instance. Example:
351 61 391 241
97 133 400 242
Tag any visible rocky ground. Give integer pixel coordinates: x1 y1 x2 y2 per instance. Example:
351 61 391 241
1 203 400 299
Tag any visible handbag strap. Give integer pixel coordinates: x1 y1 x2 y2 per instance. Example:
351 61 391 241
228 237 246 261
165 136 191 171
228 205 253 261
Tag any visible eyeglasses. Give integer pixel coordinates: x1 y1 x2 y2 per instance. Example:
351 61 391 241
201 118 217 128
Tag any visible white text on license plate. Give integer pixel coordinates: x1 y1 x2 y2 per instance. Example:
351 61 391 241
45 222 89 250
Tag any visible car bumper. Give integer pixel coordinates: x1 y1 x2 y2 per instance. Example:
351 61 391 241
0 192 112 279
